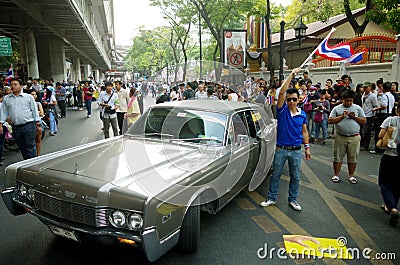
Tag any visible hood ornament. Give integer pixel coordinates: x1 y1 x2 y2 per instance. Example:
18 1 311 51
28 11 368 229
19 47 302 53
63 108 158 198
74 163 80 175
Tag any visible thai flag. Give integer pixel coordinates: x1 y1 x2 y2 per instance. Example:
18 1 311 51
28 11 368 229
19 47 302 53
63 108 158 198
266 95 273 105
5 65 13 84
316 28 367 64
302 95 308 103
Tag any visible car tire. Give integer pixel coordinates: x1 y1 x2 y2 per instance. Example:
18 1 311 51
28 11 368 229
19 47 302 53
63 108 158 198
178 204 200 253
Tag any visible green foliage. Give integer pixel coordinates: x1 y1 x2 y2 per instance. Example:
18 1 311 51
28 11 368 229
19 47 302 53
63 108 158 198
125 26 175 74
367 0 400 33
285 0 364 28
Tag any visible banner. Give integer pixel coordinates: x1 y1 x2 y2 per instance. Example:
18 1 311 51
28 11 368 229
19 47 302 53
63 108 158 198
223 30 247 69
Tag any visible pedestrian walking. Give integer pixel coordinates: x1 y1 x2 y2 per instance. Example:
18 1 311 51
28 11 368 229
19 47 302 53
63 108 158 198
42 87 58 136
30 90 44 155
260 68 311 211
55 82 67 118
115 81 129 135
377 106 400 227
371 82 396 154
0 78 41 160
313 90 330 146
83 81 93 117
123 87 141 132
360 82 378 150
328 90 366 184
99 81 119 139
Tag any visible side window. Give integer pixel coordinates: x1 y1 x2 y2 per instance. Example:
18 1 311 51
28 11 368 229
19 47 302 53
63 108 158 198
244 110 257 139
232 112 249 143
251 110 266 135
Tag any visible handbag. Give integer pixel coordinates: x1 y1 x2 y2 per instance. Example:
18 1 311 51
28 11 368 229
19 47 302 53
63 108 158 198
313 111 323 123
376 117 398 149
103 91 115 114
303 102 312 113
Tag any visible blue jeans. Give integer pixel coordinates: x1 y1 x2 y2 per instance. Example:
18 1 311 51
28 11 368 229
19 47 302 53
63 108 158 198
267 148 302 203
13 122 37 160
314 119 328 141
85 99 92 115
306 112 315 138
49 112 57 133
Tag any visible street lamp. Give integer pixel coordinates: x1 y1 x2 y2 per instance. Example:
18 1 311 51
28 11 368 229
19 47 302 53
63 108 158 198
279 17 308 84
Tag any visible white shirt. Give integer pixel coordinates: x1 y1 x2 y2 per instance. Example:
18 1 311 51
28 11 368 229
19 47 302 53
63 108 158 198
99 91 119 119
116 88 130 113
195 91 208 100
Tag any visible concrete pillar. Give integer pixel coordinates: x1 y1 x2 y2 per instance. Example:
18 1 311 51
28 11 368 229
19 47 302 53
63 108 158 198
83 64 90 79
392 34 400 82
25 29 40 79
94 69 100 83
37 36 51 79
48 37 66 83
73 57 81 83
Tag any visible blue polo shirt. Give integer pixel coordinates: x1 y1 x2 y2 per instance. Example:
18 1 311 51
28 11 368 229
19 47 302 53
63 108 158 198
276 103 307 146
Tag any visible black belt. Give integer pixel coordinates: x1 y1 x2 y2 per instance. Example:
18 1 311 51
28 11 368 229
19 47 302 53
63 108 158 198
12 121 34 128
337 133 360 137
276 144 301 151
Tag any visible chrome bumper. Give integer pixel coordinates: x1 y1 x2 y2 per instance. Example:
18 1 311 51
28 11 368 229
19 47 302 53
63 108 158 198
2 187 181 262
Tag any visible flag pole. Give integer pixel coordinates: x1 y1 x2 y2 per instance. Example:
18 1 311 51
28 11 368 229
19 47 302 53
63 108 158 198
299 27 336 69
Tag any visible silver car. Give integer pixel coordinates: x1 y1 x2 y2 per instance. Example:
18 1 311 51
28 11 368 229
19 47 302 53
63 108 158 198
2 100 276 262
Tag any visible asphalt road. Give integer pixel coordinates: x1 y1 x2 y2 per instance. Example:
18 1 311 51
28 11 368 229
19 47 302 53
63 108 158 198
0 97 398 265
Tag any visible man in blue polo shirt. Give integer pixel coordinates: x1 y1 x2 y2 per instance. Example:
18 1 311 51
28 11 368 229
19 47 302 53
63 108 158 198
261 68 311 211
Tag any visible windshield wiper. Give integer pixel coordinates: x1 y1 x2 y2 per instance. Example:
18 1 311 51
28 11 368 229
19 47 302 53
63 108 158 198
145 132 174 138
169 137 222 144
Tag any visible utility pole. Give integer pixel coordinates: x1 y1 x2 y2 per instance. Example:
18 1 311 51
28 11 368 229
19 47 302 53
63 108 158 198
265 0 274 84
199 11 203 80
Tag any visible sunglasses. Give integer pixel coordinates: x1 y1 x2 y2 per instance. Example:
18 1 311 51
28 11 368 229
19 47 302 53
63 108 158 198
286 97 298 102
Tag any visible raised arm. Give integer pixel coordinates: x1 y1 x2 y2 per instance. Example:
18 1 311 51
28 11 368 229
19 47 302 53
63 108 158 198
277 67 300 108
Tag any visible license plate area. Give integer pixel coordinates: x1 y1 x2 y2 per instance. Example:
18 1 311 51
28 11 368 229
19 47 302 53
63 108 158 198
48 224 79 242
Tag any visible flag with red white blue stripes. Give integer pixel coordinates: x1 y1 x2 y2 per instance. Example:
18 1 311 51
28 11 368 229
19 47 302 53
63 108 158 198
5 65 13 84
316 28 367 64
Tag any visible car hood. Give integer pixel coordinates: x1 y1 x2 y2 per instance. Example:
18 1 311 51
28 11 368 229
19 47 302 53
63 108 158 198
19 136 224 200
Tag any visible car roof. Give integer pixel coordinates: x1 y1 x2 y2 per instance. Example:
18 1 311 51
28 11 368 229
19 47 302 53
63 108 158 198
152 100 262 114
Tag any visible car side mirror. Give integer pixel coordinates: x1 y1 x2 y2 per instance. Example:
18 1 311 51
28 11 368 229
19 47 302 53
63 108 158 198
236 134 249 145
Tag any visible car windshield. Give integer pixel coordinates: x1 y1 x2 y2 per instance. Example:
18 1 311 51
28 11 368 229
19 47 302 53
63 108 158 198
127 107 227 146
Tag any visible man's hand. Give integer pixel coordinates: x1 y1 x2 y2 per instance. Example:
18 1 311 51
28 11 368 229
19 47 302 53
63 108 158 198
305 149 311 160
0 125 3 135
348 112 356 119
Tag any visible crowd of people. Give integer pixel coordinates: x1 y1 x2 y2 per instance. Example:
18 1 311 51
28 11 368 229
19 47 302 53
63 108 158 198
0 71 399 227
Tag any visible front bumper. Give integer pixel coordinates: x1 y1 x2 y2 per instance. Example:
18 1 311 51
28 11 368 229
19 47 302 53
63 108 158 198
2 187 180 262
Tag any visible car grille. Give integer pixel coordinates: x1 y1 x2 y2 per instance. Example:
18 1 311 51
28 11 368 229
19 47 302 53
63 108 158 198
33 192 109 227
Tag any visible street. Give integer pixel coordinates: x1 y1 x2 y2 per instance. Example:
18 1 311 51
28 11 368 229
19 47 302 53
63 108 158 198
0 98 398 265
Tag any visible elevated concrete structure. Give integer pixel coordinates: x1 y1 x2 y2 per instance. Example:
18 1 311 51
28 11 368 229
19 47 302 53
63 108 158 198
0 0 116 83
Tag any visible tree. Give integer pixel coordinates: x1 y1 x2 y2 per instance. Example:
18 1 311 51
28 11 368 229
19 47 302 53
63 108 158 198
368 0 400 33
125 26 174 80
151 0 197 81
285 0 365 33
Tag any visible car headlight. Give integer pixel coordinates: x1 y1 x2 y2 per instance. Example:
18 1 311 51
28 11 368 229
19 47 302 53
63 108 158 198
18 184 27 197
27 187 35 201
110 210 126 228
127 213 143 231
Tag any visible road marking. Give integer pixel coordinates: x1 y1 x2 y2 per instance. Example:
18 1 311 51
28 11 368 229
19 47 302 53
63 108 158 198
300 162 394 265
251 215 281 233
280 175 381 212
246 190 347 265
79 137 89 145
235 198 257 210
311 156 377 184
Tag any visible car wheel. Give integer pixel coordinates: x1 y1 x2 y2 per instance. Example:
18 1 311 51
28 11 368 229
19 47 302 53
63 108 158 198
178 204 200 253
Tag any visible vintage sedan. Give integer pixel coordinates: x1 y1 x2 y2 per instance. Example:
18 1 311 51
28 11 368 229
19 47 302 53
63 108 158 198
1 100 276 262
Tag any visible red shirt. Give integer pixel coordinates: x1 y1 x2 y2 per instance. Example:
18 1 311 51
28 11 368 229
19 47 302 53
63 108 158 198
83 86 93 100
